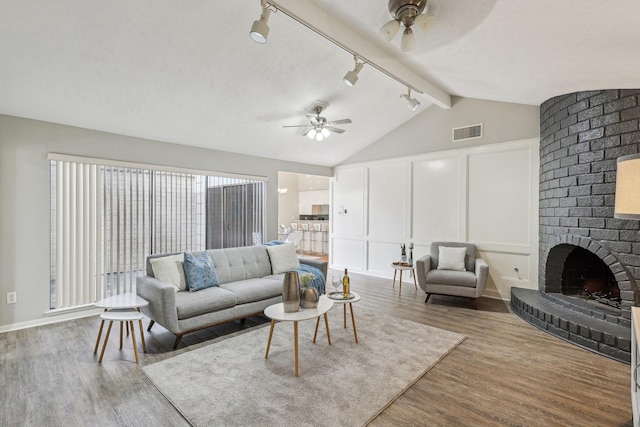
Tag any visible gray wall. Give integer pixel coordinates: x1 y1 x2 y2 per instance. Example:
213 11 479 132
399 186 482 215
343 97 540 163
0 114 331 327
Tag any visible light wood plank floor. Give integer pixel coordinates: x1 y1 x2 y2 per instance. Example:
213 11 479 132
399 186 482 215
0 270 632 426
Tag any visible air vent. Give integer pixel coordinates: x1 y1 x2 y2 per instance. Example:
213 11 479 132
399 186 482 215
452 123 483 142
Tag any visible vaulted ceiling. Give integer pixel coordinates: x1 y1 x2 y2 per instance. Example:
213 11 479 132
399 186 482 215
2 0 640 167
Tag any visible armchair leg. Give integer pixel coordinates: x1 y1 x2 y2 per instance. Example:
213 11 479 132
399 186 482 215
425 293 432 303
469 298 477 310
147 320 155 332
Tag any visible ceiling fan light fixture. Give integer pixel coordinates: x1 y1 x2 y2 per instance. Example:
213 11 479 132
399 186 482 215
381 0 429 49
249 1 271 44
379 19 400 41
400 27 416 52
321 128 331 138
413 13 435 34
307 128 317 139
343 57 364 87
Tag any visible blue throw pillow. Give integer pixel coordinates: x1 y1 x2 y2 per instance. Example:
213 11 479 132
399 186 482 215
184 252 220 292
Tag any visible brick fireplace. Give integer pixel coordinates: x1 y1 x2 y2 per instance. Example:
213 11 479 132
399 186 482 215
511 89 640 363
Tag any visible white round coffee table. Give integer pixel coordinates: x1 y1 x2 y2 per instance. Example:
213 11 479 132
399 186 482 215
264 295 334 377
94 293 149 360
327 291 361 343
391 263 417 294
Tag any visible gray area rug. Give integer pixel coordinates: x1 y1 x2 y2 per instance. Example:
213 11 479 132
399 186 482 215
143 307 465 426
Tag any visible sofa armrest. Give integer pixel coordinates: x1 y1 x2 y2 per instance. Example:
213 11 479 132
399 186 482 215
475 258 489 297
415 255 432 292
136 275 179 333
299 258 328 279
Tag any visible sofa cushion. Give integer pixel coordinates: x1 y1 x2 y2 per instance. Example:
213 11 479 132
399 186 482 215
220 278 283 305
426 270 477 288
175 287 238 320
184 252 220 292
266 243 300 274
150 254 187 292
437 246 467 271
206 246 273 284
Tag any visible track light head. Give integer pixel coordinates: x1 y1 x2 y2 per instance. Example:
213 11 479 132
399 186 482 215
343 58 364 87
400 89 420 111
250 3 271 44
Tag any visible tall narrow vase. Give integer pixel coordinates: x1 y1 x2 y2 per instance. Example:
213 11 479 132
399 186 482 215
282 271 301 313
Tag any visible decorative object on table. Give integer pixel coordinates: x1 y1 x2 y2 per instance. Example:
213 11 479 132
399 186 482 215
342 268 351 298
408 242 414 265
299 272 319 308
400 243 407 262
282 270 301 313
392 261 413 267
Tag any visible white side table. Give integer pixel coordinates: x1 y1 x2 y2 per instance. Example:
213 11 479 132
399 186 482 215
98 310 144 363
264 295 334 377
94 293 149 361
391 263 417 294
327 291 361 343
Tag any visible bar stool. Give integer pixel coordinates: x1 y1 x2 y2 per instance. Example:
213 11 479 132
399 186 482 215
97 309 145 363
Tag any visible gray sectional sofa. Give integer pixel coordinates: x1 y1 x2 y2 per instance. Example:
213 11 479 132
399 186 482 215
136 244 327 349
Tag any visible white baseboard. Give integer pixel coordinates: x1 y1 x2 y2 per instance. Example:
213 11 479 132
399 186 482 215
0 306 103 334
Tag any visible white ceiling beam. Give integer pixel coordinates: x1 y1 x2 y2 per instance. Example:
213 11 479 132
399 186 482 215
270 0 452 109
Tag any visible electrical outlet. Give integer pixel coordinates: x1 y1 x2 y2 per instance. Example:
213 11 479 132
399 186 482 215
6 292 17 304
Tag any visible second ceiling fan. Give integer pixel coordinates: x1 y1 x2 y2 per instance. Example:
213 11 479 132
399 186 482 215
283 101 351 142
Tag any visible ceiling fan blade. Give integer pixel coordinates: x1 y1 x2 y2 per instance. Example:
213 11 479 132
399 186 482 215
327 118 352 125
325 126 345 134
283 124 311 128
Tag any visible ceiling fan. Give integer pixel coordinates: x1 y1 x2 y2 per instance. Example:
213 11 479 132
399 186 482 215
283 101 352 142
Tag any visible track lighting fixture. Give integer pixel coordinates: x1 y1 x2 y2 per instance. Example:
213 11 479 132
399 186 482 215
343 56 364 87
400 88 420 111
250 0 272 44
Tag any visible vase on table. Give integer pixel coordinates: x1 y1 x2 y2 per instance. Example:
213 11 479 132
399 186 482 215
282 271 300 313
300 287 319 309
401 255 407 262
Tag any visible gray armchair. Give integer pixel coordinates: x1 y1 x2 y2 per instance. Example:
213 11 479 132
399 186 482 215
416 242 489 309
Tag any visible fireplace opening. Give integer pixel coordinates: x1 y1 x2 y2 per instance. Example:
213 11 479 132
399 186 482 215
545 244 621 310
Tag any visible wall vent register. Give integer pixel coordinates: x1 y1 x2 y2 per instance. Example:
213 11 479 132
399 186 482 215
452 123 483 142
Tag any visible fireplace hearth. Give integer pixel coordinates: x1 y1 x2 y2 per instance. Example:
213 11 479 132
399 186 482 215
511 89 640 364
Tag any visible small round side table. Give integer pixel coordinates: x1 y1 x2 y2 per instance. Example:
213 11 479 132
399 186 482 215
326 291 361 343
391 263 417 294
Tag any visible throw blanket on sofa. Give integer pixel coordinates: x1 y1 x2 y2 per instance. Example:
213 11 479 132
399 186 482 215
298 263 325 295
265 240 325 294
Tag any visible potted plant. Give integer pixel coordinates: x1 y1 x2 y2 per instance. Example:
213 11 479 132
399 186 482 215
400 244 407 262
299 272 319 308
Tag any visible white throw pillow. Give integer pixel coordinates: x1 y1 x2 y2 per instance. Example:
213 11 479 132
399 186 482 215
437 246 467 271
266 243 300 274
150 254 188 292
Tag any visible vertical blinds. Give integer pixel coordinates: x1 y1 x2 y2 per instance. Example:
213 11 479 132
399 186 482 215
50 154 266 310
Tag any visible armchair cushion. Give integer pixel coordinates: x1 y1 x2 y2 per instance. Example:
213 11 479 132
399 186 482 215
425 270 477 288
437 246 467 271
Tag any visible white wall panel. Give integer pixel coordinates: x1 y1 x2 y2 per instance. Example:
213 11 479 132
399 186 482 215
368 240 404 277
368 163 406 239
331 139 539 301
412 156 462 243
468 148 532 245
478 250 535 299
332 168 364 237
331 238 364 272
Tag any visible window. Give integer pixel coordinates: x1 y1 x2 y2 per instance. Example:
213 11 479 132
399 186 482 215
49 154 266 310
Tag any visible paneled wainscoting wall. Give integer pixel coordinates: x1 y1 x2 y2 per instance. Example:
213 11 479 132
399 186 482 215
331 138 540 300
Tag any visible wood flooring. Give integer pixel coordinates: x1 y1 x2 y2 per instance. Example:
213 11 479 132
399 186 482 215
0 270 632 426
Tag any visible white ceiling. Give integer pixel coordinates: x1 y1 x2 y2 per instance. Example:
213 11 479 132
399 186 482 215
2 0 640 167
